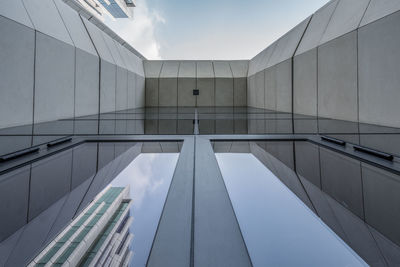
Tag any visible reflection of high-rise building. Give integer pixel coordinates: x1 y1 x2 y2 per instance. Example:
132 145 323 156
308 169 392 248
64 0 135 19
28 186 133 267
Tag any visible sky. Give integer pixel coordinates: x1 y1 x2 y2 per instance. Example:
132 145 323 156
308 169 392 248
104 0 330 60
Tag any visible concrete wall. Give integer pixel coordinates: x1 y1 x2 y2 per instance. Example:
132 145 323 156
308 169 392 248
249 0 400 128
248 17 311 112
0 0 145 133
144 60 248 107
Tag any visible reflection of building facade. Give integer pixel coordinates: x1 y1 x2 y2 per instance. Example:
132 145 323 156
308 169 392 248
29 186 133 266
65 0 135 19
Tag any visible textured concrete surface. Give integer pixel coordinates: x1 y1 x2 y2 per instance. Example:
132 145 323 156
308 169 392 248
255 71 265 108
320 0 370 44
275 60 292 113
75 49 100 117
318 31 358 121
34 33 75 123
293 48 317 116
296 0 339 55
178 61 196 106
360 0 400 27
22 0 73 45
0 16 35 129
144 60 248 107
234 77 247 106
0 0 33 28
268 17 311 67
54 0 96 55
358 11 400 128
265 67 277 111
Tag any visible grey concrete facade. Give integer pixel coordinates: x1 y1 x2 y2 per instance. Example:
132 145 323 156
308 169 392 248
144 60 248 107
0 0 145 131
248 0 400 128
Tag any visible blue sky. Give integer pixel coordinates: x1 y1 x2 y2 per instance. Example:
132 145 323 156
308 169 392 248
105 0 330 59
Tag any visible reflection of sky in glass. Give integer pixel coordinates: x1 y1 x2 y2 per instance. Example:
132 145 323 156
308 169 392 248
111 153 179 267
216 153 367 267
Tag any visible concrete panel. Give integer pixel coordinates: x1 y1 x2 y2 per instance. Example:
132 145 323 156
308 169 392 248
358 12 400 128
119 46 135 72
22 0 72 45
82 18 114 64
0 0 32 28
29 150 73 220
320 147 364 219
248 75 256 107
362 163 400 246
75 48 99 117
295 142 321 188
178 78 196 107
255 71 265 108
296 0 339 55
160 61 180 78
275 60 292 113
320 0 370 44
54 0 96 55
230 61 249 78
251 49 267 75
144 60 163 78
127 71 136 109
102 33 125 68
265 67 277 111
195 138 252 267
318 31 358 121
293 48 317 116
234 78 247 107
147 138 194 267
0 167 30 242
213 61 232 78
136 57 145 77
159 78 178 106
259 42 278 71
136 75 145 108
100 60 116 113
178 61 196 77
248 51 261 77
0 17 35 129
268 17 311 67
146 78 159 107
116 66 128 111
197 78 215 106
114 41 130 70
215 78 234 106
34 32 75 123
196 61 214 78
360 0 400 27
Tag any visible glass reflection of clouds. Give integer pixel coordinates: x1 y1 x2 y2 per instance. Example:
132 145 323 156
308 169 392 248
216 153 368 267
111 153 179 267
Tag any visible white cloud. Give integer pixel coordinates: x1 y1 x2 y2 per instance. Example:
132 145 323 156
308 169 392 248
103 1 165 59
